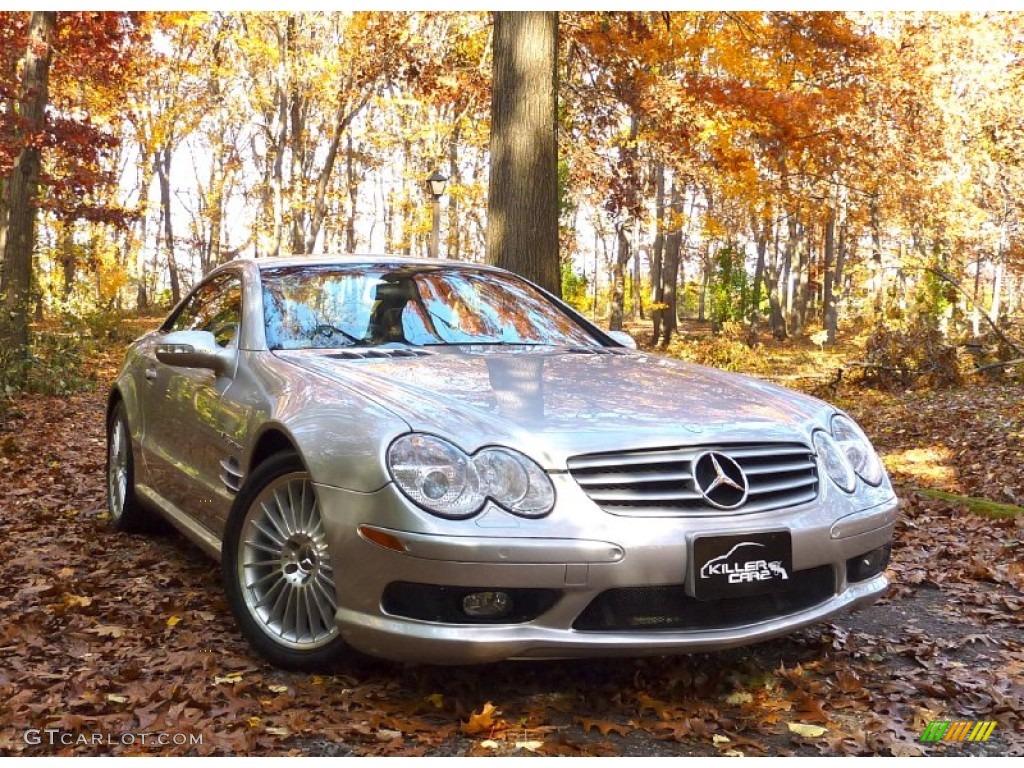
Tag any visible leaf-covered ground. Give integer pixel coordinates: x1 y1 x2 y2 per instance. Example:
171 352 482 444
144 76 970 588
0 349 1022 756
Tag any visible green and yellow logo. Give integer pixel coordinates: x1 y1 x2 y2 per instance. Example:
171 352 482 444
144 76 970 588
920 721 996 743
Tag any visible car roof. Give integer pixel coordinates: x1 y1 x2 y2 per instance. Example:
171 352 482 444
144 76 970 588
240 254 502 272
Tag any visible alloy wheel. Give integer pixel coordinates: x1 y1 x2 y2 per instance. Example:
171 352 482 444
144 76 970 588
236 473 339 650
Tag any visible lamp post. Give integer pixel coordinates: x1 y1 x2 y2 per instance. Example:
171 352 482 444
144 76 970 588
426 170 447 259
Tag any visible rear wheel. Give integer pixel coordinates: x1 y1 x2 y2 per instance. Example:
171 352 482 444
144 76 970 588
222 451 346 670
106 401 154 531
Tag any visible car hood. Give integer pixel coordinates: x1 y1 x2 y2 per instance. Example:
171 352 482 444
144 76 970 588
275 347 830 467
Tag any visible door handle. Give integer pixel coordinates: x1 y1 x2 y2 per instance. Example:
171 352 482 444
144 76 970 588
145 368 158 381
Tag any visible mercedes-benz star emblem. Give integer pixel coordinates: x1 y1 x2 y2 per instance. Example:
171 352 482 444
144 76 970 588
693 451 749 509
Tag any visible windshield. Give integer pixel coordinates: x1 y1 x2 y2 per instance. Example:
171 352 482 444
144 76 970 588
260 264 601 351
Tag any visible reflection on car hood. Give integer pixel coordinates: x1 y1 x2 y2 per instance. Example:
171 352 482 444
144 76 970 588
276 347 829 466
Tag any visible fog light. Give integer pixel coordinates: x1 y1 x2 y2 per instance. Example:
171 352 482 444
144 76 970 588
462 591 512 618
847 544 891 582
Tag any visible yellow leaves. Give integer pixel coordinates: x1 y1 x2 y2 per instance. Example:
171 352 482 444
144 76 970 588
166 615 181 627
214 672 244 685
460 702 499 735
514 740 544 753
423 693 444 709
788 722 828 738
480 739 543 753
106 693 128 704
703 215 728 240
62 594 92 609
697 115 727 144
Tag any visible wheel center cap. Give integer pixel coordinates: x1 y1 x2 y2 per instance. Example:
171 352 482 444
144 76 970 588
282 536 318 584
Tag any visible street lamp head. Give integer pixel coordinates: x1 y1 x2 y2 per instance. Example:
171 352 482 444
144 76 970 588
426 170 448 199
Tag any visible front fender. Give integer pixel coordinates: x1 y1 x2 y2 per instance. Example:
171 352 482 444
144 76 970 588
240 352 411 492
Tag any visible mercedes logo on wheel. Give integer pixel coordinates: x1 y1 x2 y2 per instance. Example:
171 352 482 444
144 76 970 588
693 451 749 509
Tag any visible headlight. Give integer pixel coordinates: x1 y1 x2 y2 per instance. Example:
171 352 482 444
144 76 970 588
813 430 856 493
387 434 484 518
387 435 555 519
475 447 555 517
831 414 884 486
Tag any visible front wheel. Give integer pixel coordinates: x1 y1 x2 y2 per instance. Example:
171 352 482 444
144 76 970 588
222 451 347 670
106 401 154 532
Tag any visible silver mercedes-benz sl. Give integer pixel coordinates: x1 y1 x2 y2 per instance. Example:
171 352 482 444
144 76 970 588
106 255 897 669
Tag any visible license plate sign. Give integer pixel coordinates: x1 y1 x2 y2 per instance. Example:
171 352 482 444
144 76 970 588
693 531 793 601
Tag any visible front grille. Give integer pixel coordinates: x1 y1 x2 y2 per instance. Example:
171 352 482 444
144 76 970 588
572 565 835 631
567 442 818 516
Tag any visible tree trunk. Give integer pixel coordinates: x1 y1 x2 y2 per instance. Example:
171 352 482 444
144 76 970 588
134 151 153 310
203 157 225 273
609 224 628 331
990 251 1004 325
782 216 798 328
486 11 560 295
751 216 769 320
650 162 665 345
156 146 181 305
1 11 56 360
765 216 787 340
448 129 460 261
0 178 8 274
270 35 288 257
698 243 711 323
607 112 640 330
632 222 643 321
793 222 811 335
345 134 357 253
870 193 883 317
306 94 371 254
823 211 837 344
59 221 75 300
660 180 683 346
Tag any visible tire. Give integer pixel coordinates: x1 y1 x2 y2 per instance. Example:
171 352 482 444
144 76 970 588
221 451 347 671
106 401 154 532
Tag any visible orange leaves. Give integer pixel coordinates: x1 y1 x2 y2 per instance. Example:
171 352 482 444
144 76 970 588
575 717 631 738
460 702 500 735
3 292 1024 758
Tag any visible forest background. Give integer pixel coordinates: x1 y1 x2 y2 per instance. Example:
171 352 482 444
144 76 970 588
1 11 1023 757
1 10 1022 383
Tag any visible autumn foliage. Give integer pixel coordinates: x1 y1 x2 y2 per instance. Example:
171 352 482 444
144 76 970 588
0 340 1021 756
1 12 1023 754
0 12 1018 342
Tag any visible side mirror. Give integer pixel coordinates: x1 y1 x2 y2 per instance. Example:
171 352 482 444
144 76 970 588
156 330 235 375
606 330 637 349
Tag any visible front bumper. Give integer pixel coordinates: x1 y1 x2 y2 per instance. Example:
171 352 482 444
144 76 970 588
316 483 897 665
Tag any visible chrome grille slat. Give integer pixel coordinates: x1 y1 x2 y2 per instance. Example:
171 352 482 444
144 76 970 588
586 488 702 503
740 460 814 476
746 474 817 495
574 469 693 486
567 451 689 470
727 445 812 459
742 487 818 514
567 442 818 517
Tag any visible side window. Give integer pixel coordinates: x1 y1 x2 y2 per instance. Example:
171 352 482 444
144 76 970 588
165 274 243 348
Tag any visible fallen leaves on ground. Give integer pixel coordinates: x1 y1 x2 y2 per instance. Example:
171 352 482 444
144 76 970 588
0 353 1021 756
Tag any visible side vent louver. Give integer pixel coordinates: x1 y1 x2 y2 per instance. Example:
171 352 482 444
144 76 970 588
219 457 243 494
